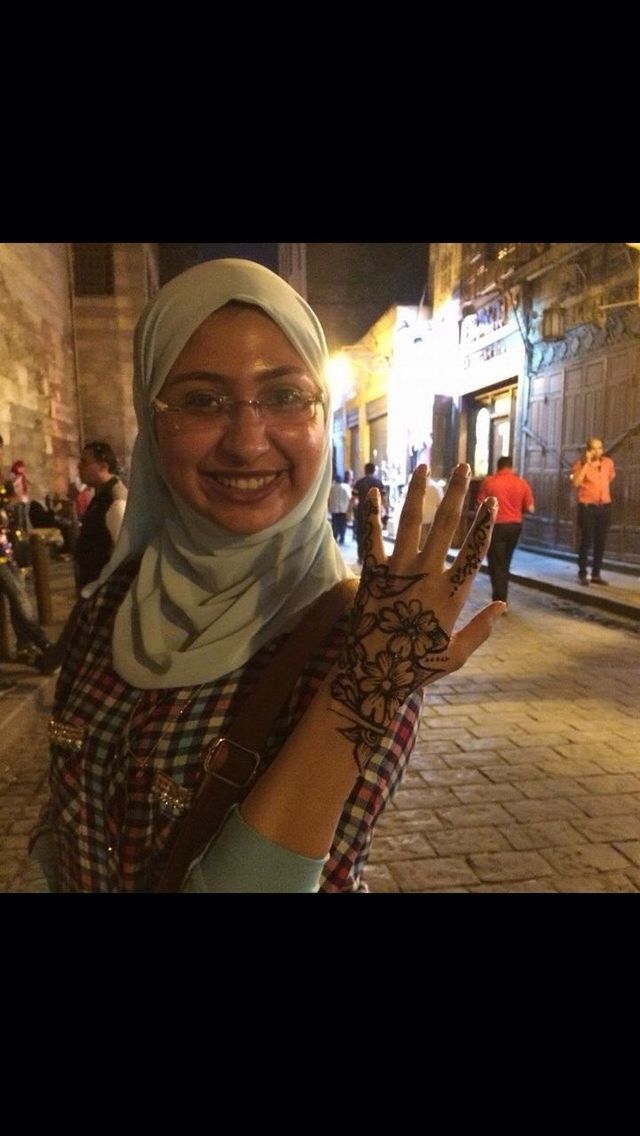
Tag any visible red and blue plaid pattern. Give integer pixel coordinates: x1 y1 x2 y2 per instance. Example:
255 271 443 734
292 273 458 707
35 561 422 892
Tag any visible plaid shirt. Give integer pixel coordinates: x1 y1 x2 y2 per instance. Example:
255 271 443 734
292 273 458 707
35 561 421 892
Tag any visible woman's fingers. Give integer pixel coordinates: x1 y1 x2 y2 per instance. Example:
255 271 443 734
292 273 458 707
419 463 472 567
392 464 428 560
362 488 386 562
448 496 497 597
445 601 506 673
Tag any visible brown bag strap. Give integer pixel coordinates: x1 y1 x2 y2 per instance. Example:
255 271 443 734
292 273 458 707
155 577 358 891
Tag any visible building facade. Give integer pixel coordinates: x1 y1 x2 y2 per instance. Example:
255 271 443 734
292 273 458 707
429 242 640 566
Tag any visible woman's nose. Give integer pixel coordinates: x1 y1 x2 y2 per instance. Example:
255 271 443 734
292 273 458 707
214 403 272 461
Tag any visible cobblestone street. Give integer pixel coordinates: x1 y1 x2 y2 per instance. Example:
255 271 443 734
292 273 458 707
1 550 639 893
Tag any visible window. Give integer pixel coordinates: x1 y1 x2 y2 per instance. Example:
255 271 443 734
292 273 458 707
72 243 115 296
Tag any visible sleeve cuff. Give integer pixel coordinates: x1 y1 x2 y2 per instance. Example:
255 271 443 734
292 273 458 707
181 805 328 894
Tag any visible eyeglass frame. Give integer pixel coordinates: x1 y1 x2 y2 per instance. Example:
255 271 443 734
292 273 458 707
151 391 325 425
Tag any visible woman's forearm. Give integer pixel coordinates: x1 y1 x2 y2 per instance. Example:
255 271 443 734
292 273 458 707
239 667 361 859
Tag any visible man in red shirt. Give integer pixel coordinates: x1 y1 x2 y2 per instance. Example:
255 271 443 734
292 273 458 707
477 456 535 605
570 437 616 585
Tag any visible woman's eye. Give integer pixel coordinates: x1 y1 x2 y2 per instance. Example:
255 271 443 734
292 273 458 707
182 391 224 410
269 388 305 406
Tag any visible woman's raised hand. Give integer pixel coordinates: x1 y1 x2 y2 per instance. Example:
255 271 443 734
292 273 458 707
330 463 505 770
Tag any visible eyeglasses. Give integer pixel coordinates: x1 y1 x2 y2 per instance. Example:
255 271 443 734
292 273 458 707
152 390 324 430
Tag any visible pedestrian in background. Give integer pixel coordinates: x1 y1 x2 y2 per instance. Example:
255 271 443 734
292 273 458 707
570 437 616 586
477 456 535 605
73 441 128 592
34 442 128 675
328 473 351 545
6 460 30 533
0 484 52 665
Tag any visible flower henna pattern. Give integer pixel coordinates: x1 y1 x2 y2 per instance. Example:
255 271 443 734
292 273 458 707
359 652 415 725
339 612 376 669
378 599 450 660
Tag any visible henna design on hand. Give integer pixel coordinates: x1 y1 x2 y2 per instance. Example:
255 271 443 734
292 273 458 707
448 506 492 596
330 495 452 773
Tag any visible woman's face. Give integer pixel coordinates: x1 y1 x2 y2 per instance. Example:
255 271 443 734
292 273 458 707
154 305 326 534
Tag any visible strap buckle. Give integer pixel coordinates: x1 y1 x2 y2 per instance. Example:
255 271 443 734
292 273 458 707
202 736 261 789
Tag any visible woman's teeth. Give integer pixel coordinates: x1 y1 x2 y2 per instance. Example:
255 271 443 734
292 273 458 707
215 473 279 491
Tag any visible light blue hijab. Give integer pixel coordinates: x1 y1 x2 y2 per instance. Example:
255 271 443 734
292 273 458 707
87 258 352 689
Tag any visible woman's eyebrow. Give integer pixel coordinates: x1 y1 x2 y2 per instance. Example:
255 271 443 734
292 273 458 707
164 366 311 388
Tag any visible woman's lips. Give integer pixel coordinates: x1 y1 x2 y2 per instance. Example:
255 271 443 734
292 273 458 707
199 470 286 501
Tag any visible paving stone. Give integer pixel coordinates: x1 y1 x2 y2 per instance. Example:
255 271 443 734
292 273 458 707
591 755 640 772
417 768 487 787
409 751 451 768
469 879 558 893
465 723 535 740
361 863 401 892
554 742 638 762
496 746 561 765
516 777 588 799
574 774 640 795
533 758 606 778
456 735 524 752
367 832 435 863
538 843 631 874
552 872 639 893
509 733 582 748
570 794 640 818
499 820 587 851
392 787 460 811
468 850 554 883
436 802 514 828
442 750 503 767
622 868 640 889
501 798 587 823
375 808 443 833
571 815 640 842
422 708 478 723
612 841 640 867
388 857 480 891
451 783 524 805
480 763 548 782
429 826 511 856
416 726 475 742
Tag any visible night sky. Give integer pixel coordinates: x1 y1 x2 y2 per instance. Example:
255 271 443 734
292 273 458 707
196 243 278 270
158 243 278 285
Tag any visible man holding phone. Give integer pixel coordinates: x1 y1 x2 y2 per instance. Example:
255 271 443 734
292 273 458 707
570 437 616 585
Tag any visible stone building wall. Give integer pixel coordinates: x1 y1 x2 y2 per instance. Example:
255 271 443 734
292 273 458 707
0 242 159 500
0 242 78 499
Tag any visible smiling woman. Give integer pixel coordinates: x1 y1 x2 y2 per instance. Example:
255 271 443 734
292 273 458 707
152 304 326 535
29 258 504 894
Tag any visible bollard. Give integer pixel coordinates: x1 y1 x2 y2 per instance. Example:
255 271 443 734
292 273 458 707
29 534 54 626
0 593 11 661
